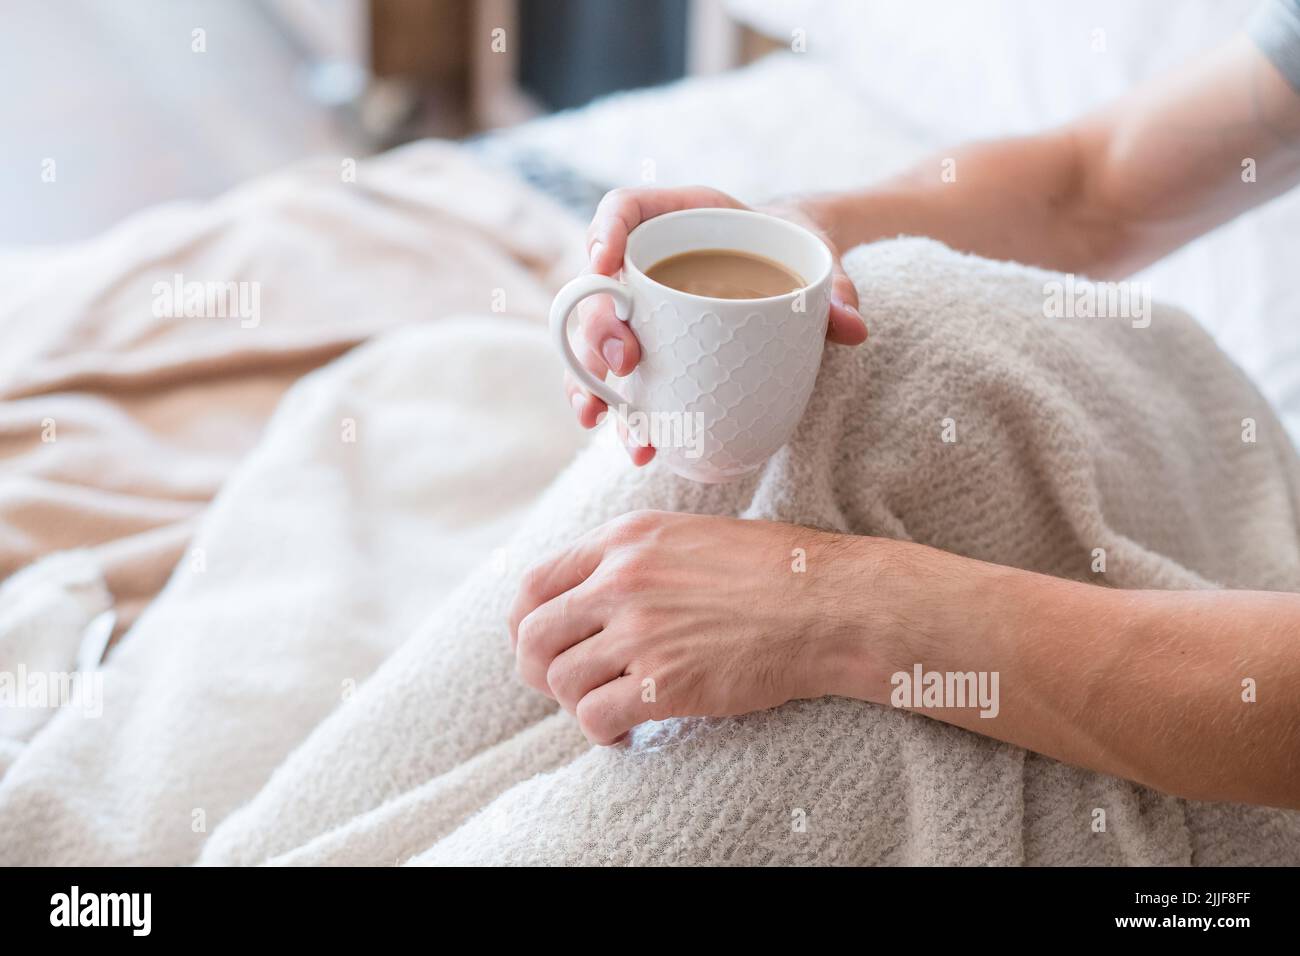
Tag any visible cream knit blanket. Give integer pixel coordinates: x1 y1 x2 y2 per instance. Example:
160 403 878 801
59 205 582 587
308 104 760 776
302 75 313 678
4 237 1298 865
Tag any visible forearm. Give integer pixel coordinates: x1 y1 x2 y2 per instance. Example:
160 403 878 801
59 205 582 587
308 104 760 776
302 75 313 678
801 36 1300 280
802 131 1110 276
823 538 1300 809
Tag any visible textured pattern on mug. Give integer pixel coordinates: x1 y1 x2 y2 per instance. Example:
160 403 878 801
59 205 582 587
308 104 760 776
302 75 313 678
630 288 829 479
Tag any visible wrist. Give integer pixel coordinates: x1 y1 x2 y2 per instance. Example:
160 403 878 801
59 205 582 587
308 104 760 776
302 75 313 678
813 538 1023 706
789 193 846 247
806 536 922 703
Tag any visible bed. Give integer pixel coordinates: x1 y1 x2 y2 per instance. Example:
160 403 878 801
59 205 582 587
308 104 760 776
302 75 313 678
1 0 1297 865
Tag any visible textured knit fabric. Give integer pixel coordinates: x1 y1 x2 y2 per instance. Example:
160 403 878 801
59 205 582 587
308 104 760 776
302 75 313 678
215 239 1299 866
4 238 1298 865
0 142 586 642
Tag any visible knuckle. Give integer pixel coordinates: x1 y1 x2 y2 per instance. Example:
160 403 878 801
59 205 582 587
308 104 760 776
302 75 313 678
607 553 654 597
605 186 633 207
521 669 550 698
595 189 629 223
586 561 628 602
516 653 551 697
605 510 668 555
519 559 546 597
599 518 669 590
545 659 575 708
514 613 542 660
622 639 663 680
575 697 618 746
611 509 659 538
598 625 640 669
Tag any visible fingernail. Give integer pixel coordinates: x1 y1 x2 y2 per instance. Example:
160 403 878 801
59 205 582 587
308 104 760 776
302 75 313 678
601 337 624 373
837 303 867 336
589 241 604 267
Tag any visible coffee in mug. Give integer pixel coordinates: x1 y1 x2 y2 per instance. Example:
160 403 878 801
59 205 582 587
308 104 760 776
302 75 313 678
645 249 804 300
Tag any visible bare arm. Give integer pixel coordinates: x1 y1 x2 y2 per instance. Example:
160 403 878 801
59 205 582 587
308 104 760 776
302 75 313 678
789 33 1300 802
511 512 1300 809
804 36 1300 277
824 539 1300 810
538 33 1300 809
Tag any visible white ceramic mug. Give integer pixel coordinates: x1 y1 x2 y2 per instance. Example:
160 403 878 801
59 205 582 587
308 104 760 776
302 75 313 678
549 208 833 483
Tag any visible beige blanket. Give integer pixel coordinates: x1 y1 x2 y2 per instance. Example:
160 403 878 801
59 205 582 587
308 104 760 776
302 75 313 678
2 180 1297 862
0 142 585 639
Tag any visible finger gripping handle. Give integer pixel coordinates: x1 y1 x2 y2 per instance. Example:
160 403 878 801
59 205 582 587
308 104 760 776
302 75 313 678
548 274 636 412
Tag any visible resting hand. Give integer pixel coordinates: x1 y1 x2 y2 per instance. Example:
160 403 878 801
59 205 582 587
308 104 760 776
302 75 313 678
507 510 888 745
566 186 868 464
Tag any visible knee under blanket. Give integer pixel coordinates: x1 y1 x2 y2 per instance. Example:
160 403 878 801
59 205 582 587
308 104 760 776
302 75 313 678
3 238 1298 865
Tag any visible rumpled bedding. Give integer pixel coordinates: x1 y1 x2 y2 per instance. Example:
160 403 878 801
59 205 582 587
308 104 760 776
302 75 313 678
0 142 586 641
1 136 1298 862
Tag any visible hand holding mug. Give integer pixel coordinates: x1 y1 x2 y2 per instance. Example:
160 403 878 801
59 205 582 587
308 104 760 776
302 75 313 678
563 187 867 467
551 187 868 483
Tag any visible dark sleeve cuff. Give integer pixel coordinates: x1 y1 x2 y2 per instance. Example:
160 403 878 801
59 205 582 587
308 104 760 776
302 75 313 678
1247 0 1300 92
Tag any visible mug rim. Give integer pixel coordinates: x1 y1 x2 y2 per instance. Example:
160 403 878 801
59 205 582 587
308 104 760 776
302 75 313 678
623 208 833 305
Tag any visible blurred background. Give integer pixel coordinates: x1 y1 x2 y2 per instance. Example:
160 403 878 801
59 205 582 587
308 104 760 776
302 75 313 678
1 0 774 244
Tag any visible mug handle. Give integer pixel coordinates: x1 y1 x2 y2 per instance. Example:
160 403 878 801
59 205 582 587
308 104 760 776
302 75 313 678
548 274 638 413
